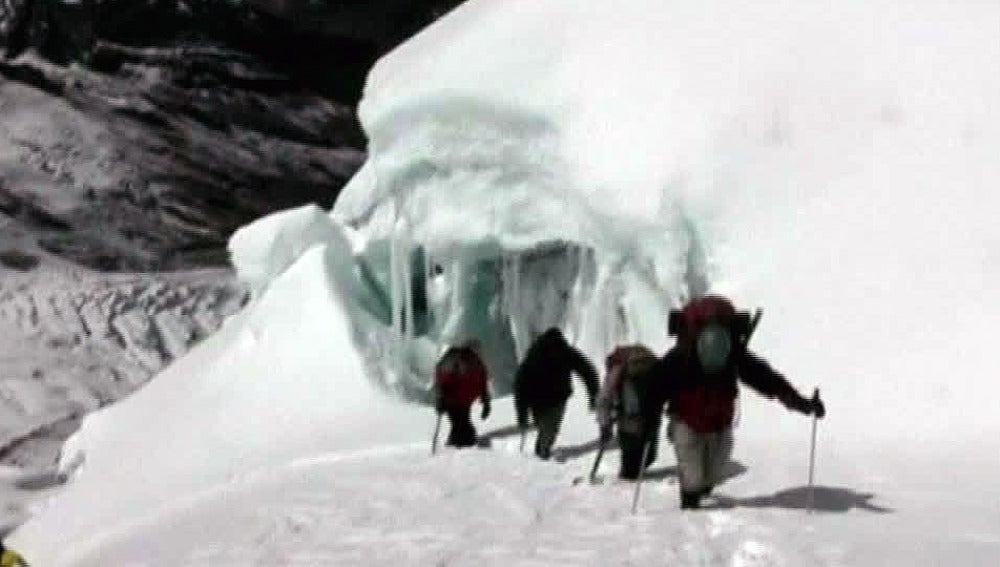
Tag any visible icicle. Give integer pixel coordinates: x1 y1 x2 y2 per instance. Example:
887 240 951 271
389 239 400 385
568 244 598 349
569 248 598 358
607 292 617 354
573 255 599 358
564 245 580 345
423 244 434 342
389 198 406 387
505 253 527 362
498 256 508 320
592 258 623 357
599 278 610 354
603 275 617 355
444 253 464 346
402 225 414 345
578 245 594 345
616 313 625 351
424 245 433 286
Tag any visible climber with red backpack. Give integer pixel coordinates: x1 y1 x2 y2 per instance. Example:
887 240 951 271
434 340 491 448
643 295 826 510
595 344 660 480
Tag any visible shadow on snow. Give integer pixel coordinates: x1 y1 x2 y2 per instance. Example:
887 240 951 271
709 485 894 513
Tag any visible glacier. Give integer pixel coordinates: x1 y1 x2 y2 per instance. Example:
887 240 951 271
10 0 1000 564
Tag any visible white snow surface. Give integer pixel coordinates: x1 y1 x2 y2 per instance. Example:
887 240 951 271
12 0 1000 564
228 204 347 297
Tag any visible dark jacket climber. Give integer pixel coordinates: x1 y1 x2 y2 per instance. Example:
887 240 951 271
434 341 490 448
514 327 598 459
643 295 826 509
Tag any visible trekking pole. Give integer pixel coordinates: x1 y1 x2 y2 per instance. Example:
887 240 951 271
589 428 609 482
431 413 443 455
807 388 819 513
630 439 651 514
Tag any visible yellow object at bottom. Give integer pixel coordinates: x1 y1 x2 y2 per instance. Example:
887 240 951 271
0 549 27 567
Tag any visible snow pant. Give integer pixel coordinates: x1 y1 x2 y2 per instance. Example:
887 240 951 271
618 412 662 480
445 406 477 448
671 419 733 506
531 401 567 459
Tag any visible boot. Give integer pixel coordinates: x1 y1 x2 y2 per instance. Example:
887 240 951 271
680 490 702 510
618 467 639 481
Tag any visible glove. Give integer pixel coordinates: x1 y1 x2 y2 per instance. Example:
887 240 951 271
811 396 826 419
782 392 812 416
481 402 491 420
787 390 825 419
434 397 445 414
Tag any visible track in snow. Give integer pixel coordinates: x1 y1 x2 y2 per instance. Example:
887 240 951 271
66 444 809 566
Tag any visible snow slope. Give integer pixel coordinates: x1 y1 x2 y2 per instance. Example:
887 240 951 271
10 206 439 561
11 0 1000 564
23 398 1000 566
47 424 1000 566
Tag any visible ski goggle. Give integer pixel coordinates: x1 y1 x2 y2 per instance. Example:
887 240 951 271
696 324 732 373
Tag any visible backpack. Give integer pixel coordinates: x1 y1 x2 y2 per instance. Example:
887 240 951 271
435 348 467 381
668 295 757 347
607 345 657 433
434 347 487 407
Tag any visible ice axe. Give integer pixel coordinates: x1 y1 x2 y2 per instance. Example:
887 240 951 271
807 387 820 513
431 413 443 455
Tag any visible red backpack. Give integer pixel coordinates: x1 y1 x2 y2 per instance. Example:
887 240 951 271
434 347 488 407
668 295 757 347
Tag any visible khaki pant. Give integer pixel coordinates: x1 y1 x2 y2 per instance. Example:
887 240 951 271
670 419 734 493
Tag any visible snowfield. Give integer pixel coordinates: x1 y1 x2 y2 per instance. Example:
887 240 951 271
10 0 1000 564
23 402 1000 565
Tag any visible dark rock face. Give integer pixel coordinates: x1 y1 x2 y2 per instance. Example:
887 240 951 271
0 0 464 271
2 0 464 104
0 50 365 271
1 0 97 66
